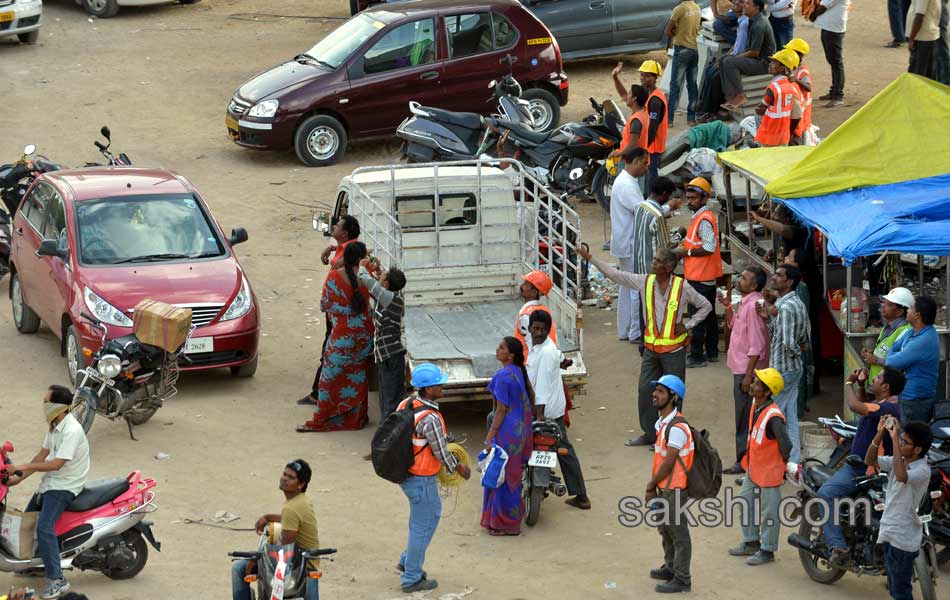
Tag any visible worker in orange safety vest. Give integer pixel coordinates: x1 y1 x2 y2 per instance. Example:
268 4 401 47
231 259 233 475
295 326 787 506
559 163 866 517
515 270 557 355
612 59 668 193
728 368 792 567
754 49 802 147
785 38 813 144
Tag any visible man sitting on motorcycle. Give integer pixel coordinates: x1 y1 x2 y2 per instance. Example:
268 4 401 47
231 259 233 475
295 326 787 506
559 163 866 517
818 367 904 565
6 385 90 600
231 459 319 600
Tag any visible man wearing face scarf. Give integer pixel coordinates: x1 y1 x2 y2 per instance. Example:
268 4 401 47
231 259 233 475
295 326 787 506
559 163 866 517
7 385 90 599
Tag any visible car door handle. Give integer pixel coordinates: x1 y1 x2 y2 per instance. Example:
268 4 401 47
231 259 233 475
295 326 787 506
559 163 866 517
419 71 439 81
15 227 23 236
589 0 605 8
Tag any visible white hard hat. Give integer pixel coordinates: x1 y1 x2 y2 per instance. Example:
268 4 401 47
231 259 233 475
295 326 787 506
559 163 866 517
881 287 914 309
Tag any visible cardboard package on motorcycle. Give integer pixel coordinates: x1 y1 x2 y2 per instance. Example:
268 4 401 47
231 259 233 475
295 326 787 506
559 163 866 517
1 508 38 559
133 299 193 353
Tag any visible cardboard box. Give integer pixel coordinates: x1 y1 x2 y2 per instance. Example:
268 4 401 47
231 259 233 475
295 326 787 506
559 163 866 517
1 508 38 559
133 299 193 353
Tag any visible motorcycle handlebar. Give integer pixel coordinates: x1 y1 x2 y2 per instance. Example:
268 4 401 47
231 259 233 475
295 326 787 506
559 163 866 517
228 551 260 559
304 548 337 557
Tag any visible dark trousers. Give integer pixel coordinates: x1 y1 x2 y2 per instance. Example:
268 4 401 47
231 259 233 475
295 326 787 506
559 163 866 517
637 348 687 442
721 55 769 100
310 315 332 394
554 416 587 496
27 490 76 581
910 40 937 79
883 543 917 600
687 281 718 361
900 397 935 424
378 350 407 418
888 0 908 41
645 152 662 196
733 374 752 463
701 63 725 114
821 29 846 99
937 0 950 85
769 15 795 49
656 489 692 585
668 46 699 124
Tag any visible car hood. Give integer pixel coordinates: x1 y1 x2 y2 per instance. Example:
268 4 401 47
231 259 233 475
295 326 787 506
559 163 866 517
238 60 332 103
81 259 243 311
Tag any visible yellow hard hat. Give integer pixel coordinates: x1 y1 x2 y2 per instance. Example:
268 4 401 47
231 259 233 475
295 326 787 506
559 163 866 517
784 38 810 56
754 368 785 396
770 48 800 71
605 156 620 176
686 176 711 196
638 59 663 76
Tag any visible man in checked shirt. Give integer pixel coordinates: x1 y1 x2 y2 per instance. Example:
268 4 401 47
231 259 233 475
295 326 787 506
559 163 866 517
358 255 408 418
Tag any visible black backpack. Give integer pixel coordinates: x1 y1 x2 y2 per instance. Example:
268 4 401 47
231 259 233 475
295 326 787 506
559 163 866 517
664 416 723 500
371 400 428 484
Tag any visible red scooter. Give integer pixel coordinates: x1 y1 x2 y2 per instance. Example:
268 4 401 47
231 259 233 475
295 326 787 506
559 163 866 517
0 441 160 579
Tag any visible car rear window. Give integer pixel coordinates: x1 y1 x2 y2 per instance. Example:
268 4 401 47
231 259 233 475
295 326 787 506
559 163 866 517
445 13 494 58
492 13 517 48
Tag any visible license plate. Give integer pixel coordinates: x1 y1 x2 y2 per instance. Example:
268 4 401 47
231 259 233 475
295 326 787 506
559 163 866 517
225 114 239 137
184 336 213 354
0 12 13 22
528 451 558 469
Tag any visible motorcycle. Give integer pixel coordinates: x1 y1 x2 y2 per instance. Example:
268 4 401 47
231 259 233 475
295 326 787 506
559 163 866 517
819 415 858 471
70 312 192 439
926 445 950 564
787 455 941 599
523 419 569 526
0 441 160 580
229 530 336 600
84 126 132 168
0 145 61 280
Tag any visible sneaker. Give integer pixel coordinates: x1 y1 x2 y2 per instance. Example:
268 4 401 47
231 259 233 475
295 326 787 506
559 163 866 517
707 356 720 363
728 542 760 557
40 579 70 600
686 357 707 368
396 563 426 579
650 565 675 580
746 550 775 565
824 98 844 107
723 463 745 475
818 93 834 101
828 548 850 567
402 578 438 593
656 579 691 593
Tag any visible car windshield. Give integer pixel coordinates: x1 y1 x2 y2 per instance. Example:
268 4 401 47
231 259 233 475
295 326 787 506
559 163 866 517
305 13 387 69
75 194 226 265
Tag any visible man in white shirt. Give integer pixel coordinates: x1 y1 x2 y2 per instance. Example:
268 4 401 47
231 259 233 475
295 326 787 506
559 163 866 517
906 0 942 78
610 146 651 343
808 0 851 106
8 385 90 599
526 310 591 510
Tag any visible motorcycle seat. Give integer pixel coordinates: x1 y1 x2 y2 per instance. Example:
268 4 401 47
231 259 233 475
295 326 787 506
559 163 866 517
497 119 549 145
420 106 484 131
804 464 836 488
67 477 130 512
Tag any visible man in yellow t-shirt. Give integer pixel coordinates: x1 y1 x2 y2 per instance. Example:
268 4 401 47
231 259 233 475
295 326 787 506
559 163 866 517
665 0 702 125
231 459 321 600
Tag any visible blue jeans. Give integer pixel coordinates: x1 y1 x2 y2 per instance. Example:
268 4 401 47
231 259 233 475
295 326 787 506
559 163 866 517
668 46 699 124
231 558 320 600
883 543 917 600
773 369 802 463
769 15 794 50
816 460 865 550
399 475 441 588
900 397 935 425
713 12 739 44
887 0 907 42
26 490 75 581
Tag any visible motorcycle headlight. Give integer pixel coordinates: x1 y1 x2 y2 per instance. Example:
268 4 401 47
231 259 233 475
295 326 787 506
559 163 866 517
221 276 253 321
84 287 133 327
97 354 122 379
248 99 279 118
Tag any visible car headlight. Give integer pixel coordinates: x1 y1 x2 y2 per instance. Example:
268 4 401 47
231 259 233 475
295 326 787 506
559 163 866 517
97 354 122 379
248 99 279 118
221 276 252 321
84 287 133 327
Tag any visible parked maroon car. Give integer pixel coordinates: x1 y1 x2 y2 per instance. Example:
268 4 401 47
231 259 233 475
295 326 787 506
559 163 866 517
225 0 568 166
8 167 260 382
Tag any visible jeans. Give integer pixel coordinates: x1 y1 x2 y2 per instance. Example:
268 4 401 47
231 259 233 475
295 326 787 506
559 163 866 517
769 15 795 50
231 559 320 600
820 29 846 99
617 257 641 340
668 46 699 124
888 0 907 41
817 460 865 550
884 543 918 600
900 397 935 425
773 368 802 463
713 12 739 44
26 490 75 581
646 153 662 199
555 416 587 496
738 476 783 552
399 475 442 588
733 374 753 463
687 281 718 361
656 489 692 585
378 350 407 418
637 348 687 442
910 40 937 79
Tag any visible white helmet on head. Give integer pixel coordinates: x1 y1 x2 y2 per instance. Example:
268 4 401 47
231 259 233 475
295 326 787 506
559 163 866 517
882 287 914 309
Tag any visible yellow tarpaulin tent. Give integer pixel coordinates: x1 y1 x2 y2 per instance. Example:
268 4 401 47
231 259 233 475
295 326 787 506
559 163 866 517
718 146 814 184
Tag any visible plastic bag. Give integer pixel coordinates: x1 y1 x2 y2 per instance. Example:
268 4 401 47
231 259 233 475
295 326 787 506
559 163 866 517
477 444 509 489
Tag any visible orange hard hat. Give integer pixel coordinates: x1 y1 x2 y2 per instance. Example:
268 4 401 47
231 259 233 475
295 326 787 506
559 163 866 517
686 177 712 196
522 271 553 296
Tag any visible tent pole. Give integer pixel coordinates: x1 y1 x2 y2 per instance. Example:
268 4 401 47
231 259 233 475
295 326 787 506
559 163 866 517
918 255 924 296
846 265 852 334
822 236 828 298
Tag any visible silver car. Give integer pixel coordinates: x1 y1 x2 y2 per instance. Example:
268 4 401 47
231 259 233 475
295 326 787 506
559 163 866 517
0 0 42 45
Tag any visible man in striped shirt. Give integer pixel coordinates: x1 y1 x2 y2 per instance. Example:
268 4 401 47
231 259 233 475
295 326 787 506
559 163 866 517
756 263 810 463
358 257 407 418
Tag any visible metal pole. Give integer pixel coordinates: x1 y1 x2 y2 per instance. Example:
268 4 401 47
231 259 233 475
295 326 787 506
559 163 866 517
476 161 484 266
434 163 441 268
846 264 852 334
822 235 828 298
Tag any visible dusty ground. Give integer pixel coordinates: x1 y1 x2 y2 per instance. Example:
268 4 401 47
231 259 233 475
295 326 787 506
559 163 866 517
0 1 940 599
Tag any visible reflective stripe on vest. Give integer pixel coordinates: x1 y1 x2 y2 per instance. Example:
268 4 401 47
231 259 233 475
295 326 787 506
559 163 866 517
397 397 446 477
741 403 787 488
755 78 796 146
646 89 669 154
653 415 694 490
515 303 557 356
643 274 688 352
683 211 723 281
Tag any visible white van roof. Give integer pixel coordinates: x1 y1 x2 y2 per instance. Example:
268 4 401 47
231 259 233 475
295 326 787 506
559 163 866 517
350 164 511 186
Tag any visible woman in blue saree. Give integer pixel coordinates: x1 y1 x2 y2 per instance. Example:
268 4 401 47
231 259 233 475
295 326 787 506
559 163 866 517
481 336 534 535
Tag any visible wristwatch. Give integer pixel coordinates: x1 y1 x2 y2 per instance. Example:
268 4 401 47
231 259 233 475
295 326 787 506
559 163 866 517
687 248 693 257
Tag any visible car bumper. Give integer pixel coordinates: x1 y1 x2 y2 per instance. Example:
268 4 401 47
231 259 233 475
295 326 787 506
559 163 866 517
555 73 569 107
1 0 42 35
225 108 295 150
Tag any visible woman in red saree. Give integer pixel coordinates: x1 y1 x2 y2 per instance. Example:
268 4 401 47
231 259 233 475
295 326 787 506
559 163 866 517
297 242 374 432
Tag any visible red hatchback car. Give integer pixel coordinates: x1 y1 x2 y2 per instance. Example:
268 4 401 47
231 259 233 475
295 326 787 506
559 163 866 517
8 167 260 382
226 0 568 166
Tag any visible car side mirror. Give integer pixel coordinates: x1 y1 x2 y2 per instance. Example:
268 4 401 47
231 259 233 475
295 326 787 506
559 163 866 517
312 211 332 236
229 227 249 246
37 239 68 260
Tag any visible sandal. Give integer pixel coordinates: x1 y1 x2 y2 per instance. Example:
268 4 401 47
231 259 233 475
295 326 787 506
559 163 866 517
720 103 742 112
296 424 322 433
488 529 520 536
296 395 318 406
565 496 592 510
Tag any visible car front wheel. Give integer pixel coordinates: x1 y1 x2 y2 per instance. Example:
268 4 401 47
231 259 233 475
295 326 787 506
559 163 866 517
11 273 40 334
65 325 86 385
294 115 348 167
82 0 119 18
521 88 560 132
230 355 258 378
17 30 39 44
